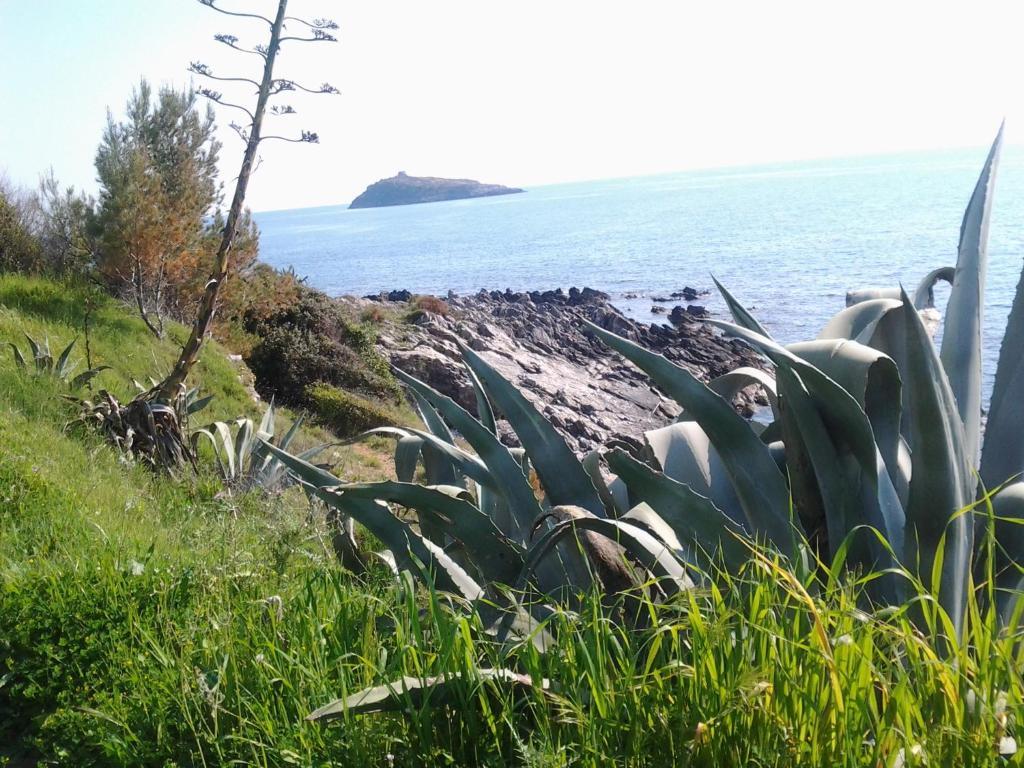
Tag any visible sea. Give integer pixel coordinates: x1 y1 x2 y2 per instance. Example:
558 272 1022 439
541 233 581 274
255 146 1024 405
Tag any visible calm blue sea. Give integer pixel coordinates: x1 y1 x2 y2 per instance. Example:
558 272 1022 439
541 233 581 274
255 146 1024 402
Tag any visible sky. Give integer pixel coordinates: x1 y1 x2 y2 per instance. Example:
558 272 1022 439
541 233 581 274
1 0 1023 212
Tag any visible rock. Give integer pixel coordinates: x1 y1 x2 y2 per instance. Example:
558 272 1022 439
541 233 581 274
373 287 767 453
670 286 709 302
363 288 412 302
349 171 524 209
651 305 667 314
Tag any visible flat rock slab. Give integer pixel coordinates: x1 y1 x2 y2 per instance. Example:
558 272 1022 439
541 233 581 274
368 287 766 453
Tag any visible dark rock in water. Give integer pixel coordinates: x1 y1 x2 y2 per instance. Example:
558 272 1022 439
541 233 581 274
651 305 667 315
349 171 524 209
355 287 766 453
651 295 672 303
364 288 413 302
669 304 709 325
671 286 709 302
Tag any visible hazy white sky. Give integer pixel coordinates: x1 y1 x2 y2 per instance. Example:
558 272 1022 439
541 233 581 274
1 0 1022 212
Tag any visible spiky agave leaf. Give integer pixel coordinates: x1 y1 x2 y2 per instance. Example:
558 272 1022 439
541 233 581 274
392 368 542 542
518 507 692 597
899 287 975 636
9 343 26 369
711 275 772 337
335 481 525 585
605 447 749 572
54 338 76 378
940 123 1004 464
308 668 550 721
460 343 605 517
709 321 906 580
259 438 485 600
584 320 794 551
981 212 1024 490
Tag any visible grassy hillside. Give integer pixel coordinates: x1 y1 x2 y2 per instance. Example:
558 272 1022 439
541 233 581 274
0 275 401 764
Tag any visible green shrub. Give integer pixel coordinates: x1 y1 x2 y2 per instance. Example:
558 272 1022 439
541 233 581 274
307 383 397 437
245 289 400 406
0 191 42 273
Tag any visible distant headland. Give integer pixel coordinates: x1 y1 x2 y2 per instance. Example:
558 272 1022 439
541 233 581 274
349 171 524 209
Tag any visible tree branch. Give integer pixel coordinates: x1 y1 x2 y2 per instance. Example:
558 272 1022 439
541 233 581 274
196 88 255 120
259 130 319 144
283 16 338 30
279 30 337 43
188 61 261 89
214 33 267 59
199 0 272 26
270 79 339 95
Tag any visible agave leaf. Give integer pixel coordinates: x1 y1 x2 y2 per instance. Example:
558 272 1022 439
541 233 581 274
582 451 628 517
990 482 1024 622
940 123 1004 464
321 489 484 602
773 363 900 598
276 412 305 452
9 343 26 369
845 268 953 312
186 394 214 415
460 344 605 517
366 426 494 490
621 502 686 555
55 338 76 378
212 421 237 479
393 368 542 542
605 447 748 572
336 481 525 585
914 266 955 310
406 389 464 487
787 339 902 495
465 363 497 435
409 388 456 445
258 399 276 440
709 322 906 558
395 435 423 482
24 333 40 361
69 366 110 389
259 437 340 487
819 298 903 343
712 275 771 337
308 668 547 721
519 512 692 596
705 367 779 417
191 428 230 479
234 418 254 474
643 421 744 528
584 320 793 550
900 287 975 635
981 254 1024 488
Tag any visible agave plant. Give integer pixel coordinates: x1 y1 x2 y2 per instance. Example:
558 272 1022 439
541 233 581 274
267 125 1024 717
191 401 332 493
9 333 109 389
67 385 213 471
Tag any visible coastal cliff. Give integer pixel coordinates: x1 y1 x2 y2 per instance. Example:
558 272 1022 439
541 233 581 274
349 171 523 209
348 288 766 453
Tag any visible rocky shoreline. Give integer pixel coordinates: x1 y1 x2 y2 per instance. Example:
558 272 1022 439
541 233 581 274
346 287 766 453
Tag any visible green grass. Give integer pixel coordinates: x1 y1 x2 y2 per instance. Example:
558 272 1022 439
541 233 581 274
2 274 1023 766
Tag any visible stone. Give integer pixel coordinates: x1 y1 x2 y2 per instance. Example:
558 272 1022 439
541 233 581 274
369 287 767 453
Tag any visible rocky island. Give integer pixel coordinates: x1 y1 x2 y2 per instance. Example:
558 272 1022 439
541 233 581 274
349 171 524 209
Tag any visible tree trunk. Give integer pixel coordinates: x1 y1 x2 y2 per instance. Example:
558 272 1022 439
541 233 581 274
153 0 288 402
